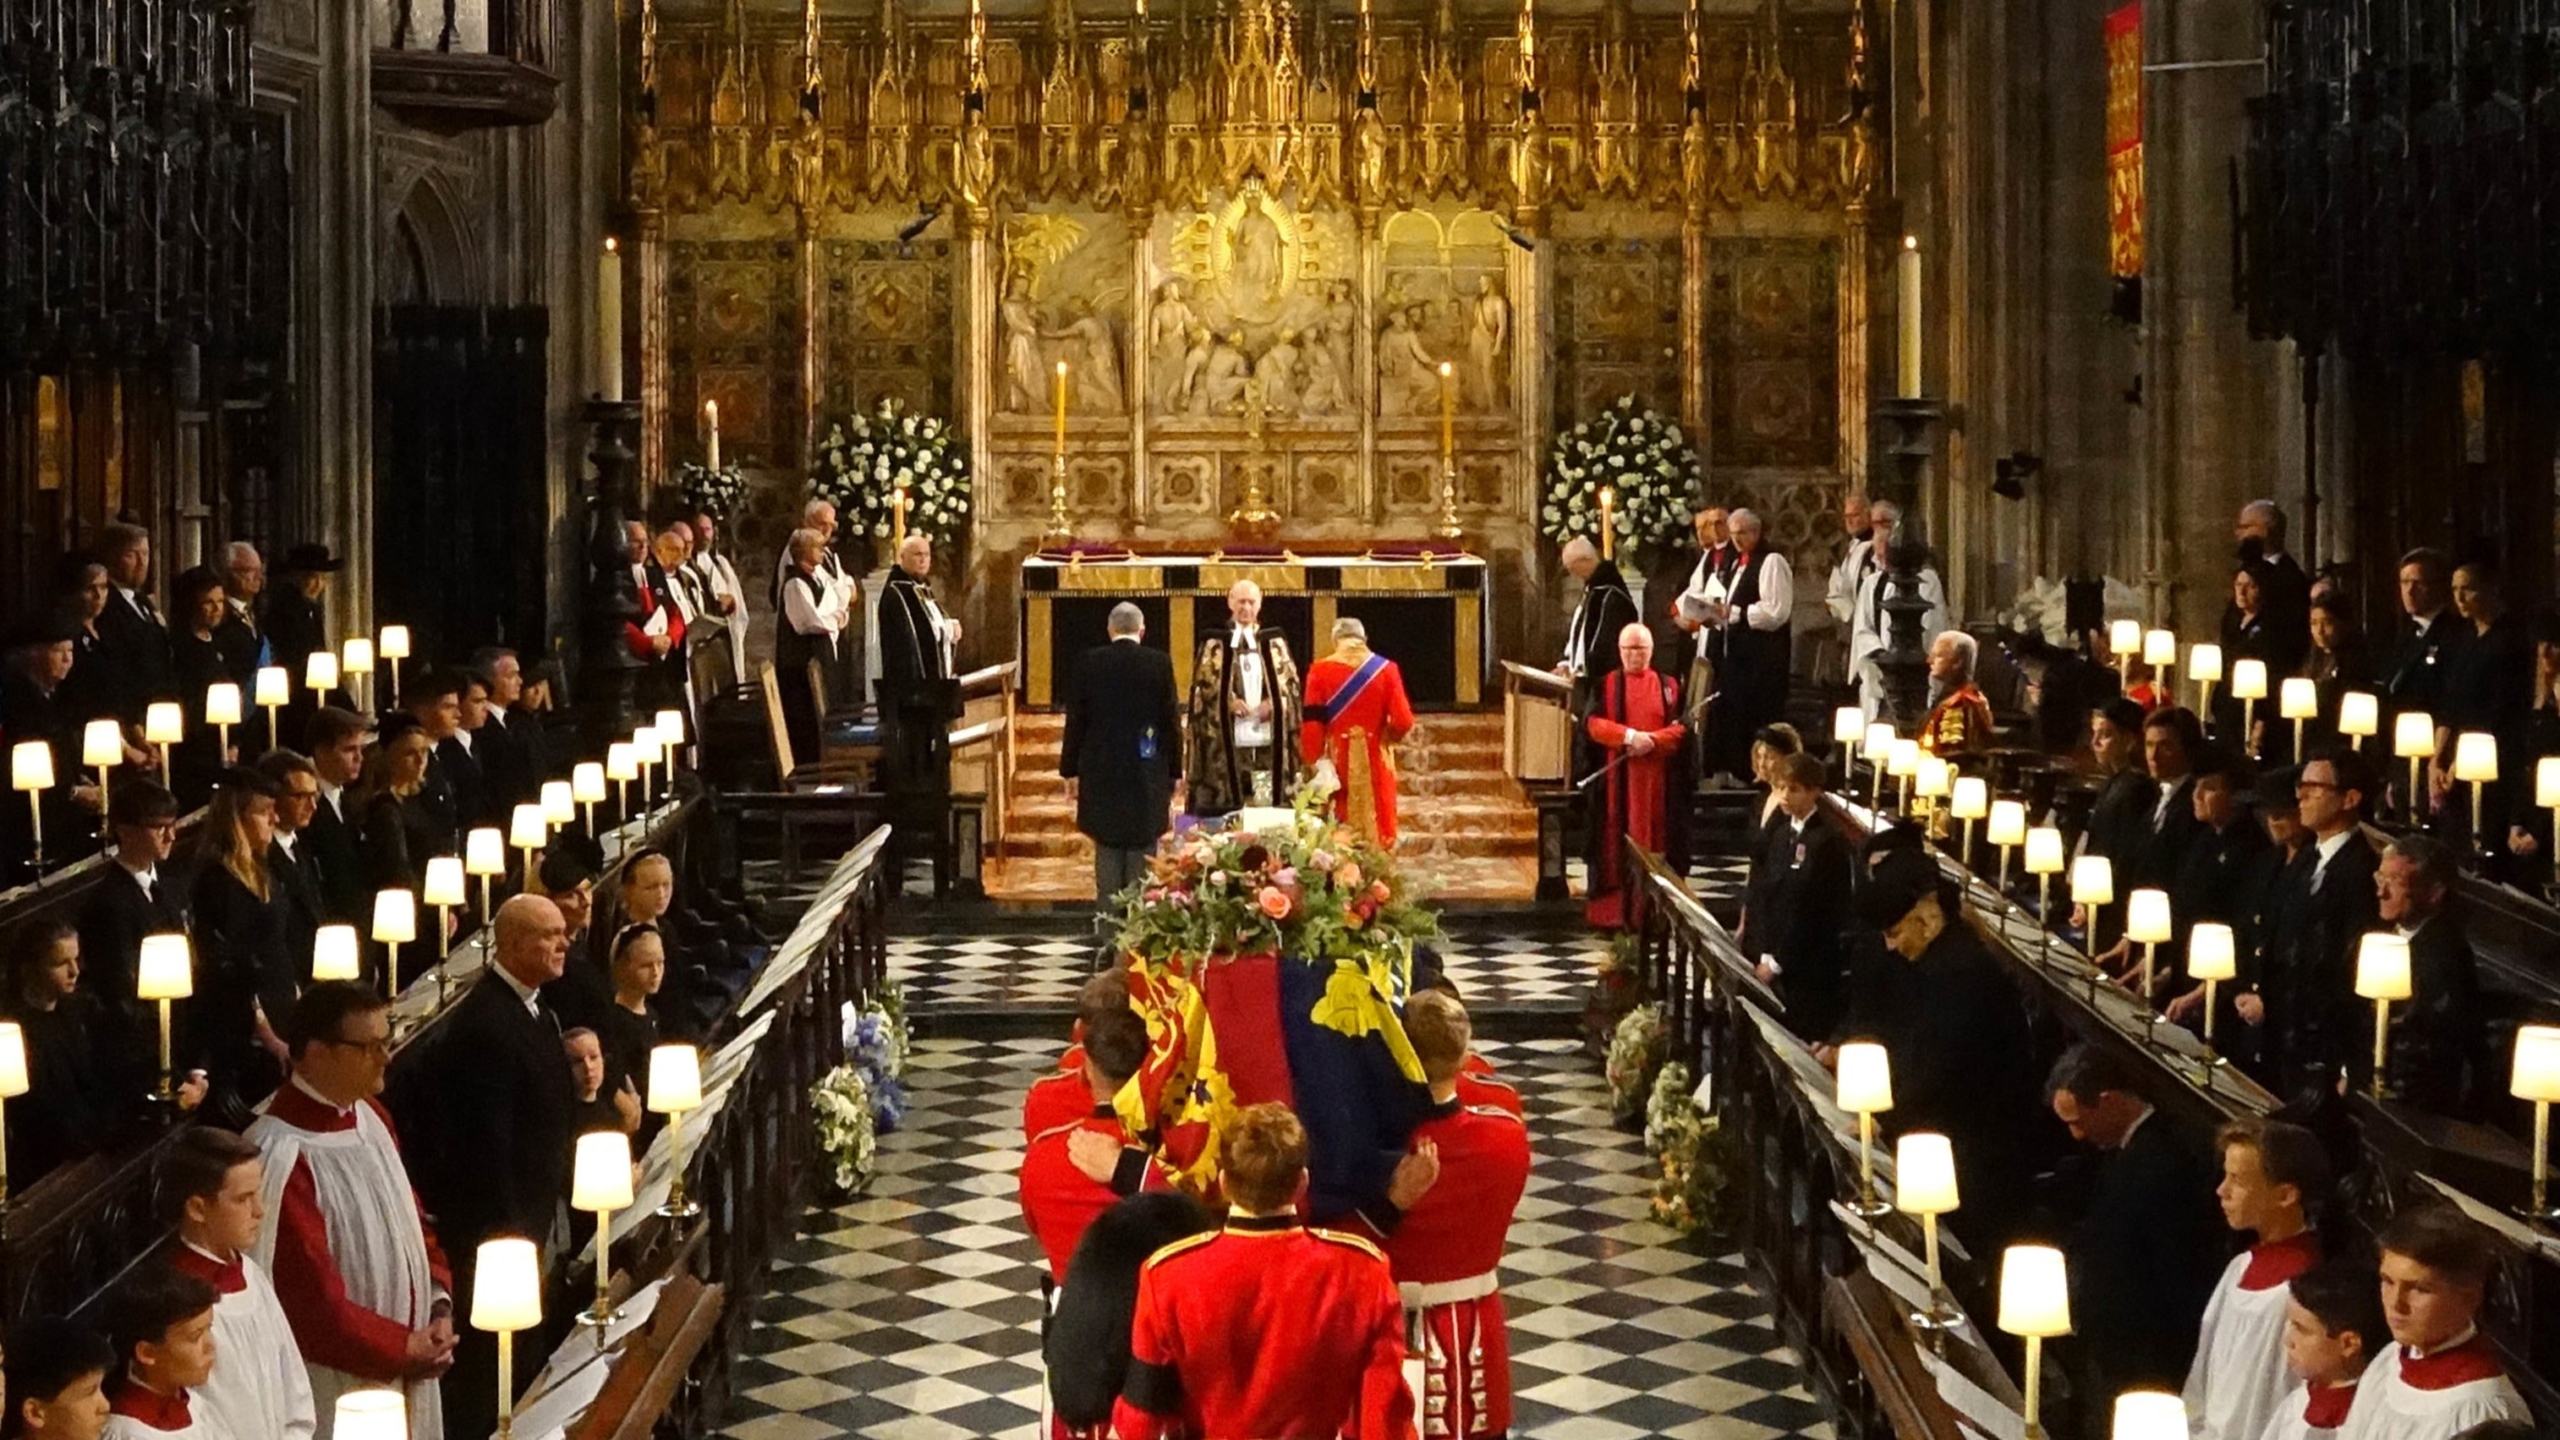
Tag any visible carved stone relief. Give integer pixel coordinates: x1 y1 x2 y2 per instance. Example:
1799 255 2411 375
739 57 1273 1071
1377 210 1511 418
1144 185 1356 424
996 211 1135 416
820 238 952 421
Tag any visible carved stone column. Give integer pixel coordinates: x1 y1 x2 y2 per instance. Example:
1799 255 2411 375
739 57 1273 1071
579 401 647 749
1872 398 1945 728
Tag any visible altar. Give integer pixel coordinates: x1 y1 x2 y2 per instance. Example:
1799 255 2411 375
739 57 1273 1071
1018 551 1489 710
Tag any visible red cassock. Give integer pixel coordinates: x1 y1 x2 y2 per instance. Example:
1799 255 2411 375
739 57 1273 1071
622 572 687 662
1381 1100 1533 1440
1584 668 1688 929
1017 1106 1160 1282
1115 1217 1417 1440
1300 650 1418 847
1023 1069 1091 1146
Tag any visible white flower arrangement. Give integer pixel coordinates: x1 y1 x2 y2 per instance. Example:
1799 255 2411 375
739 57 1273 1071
1540 395 1700 565
672 458 748 521
810 397 973 547
811 1064 878 1196
1605 1001 1666 1122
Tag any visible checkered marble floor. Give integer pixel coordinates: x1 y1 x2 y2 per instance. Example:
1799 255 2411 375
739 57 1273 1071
715 1038 1834 1440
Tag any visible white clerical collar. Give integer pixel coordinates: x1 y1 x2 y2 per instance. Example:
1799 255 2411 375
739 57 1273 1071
1113 635 1140 644
1233 627 1258 644
2412 1324 2480 1360
290 1073 352 1117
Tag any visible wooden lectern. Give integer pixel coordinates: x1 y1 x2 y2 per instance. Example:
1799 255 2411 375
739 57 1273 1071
1502 661 1577 900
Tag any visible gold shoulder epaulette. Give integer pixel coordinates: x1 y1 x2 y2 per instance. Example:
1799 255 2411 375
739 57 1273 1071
1309 1227 1388 1262
1144 1230 1221 1270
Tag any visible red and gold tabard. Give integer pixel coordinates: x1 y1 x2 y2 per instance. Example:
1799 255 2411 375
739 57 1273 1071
1115 1215 1417 1440
1378 1100 1533 1440
1918 683 1993 756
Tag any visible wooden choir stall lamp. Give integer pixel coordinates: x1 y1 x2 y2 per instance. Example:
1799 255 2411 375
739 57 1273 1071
82 719 121 841
650 1044 706 1219
1862 722 1896 812
1893 1131 1963 1330
2355 932 2412 1101
2452 732 2499 853
541 780 576 834
2024 827 2068 959
0 1021 27 1206
2186 643 2222 721
137 933 192 1102
2124 888 2174 1034
2142 629 2177 697
466 827 506 921
1949 777 1988 862
606 742 640 824
1987 800 2028 895
144 703 183 790
2510 1024 2560 1223
2337 691 2380 751
2112 1391 2189 1440
1832 707 1865 782
2279 678 2318 762
509 805 547 891
472 1238 542 1440
423 857 467 1001
379 625 411 710
334 1390 405 1440
573 1130 635 1332
572 763 607 835
1886 739 1923 817
2229 660 2267 755
2185 923 2237 1085
2393 711 2436 819
341 638 375 715
372 888 416 994
1998 1244 2071 1440
2108 620 2141 686
204 683 241 768
1835 1042 1894 1220
11 742 51 874
2071 855 2115 979
305 649 340 706
312 925 362 983
255 665 291 749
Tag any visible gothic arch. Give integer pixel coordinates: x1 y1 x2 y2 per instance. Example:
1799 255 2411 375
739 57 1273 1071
383 171 482 306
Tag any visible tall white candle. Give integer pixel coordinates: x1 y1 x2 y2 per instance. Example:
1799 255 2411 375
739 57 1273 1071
598 239 624 402
1896 235 1922 398
704 399 720 472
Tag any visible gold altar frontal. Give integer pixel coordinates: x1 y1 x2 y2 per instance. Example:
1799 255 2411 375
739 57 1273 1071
1020 552 1488 710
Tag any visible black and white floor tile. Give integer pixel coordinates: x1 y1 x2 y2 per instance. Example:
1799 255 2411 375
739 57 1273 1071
714 1036 1833 1440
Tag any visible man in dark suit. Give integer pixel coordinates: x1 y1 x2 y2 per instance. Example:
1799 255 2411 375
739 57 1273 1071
2372 833 2484 1113
2379 547 2466 713
403 669 467 848
74 780 189 1085
211 541 270 689
1744 752 1854 1043
2046 1044 2225 1407
92 521 176 724
256 749 327 988
470 647 544 818
427 893 578 1436
2231 501 2312 676
1062 603 1182 914
877 533 960 838
2132 706 2208 891
301 706 371 925
435 670 497 831
2248 749 2382 1093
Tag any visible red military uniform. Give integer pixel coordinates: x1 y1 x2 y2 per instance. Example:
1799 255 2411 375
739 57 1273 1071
1018 1106 1159 1281
1024 1069 1091 1145
1918 682 1993 756
1301 643 1417 846
1455 1055 1523 1118
1380 1100 1533 1439
1115 1215 1417 1440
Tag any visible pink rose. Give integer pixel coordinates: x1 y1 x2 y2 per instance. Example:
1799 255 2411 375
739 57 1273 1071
1257 887 1293 920
1273 866 1299 889
1311 849 1338 872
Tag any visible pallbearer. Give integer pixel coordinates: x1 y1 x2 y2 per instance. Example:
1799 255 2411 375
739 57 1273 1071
1301 618 1416 847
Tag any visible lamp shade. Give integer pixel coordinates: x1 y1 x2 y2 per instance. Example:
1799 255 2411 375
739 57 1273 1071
2338 691 2381 738
312 924 361 981
305 651 339 692
2230 658 2269 701
2109 619 2142 658
0 1022 29 1098
2187 923 2238 982
2539 756 2560 810
377 625 411 661
631 724 660 761
654 708 687 745
333 1390 406 1440
83 718 123 767
2354 932 2413 1002
421 856 466 908
470 1238 543 1333
1862 722 1898 764
1886 738 1923 778
2070 855 2115 906
647 1044 704 1114
1950 776 1989 821
2142 629 2177 667
1893 1132 1959 1216
572 762 608 805
509 803 547 850
2187 643 2224 683
2510 1024 2560 1104
2453 731 2499 784
1833 706 1866 746
2024 826 2068 875
371 888 417 946
1987 799 2028 847
203 682 242 727
1997 1244 2073 1337
143 702 184 746
465 827 506 876
254 665 291 707
541 780 575 827
2125 887 2174 944
654 725 681 760
340 637 375 675
2112 1390 2191 1440
1914 757 1952 799
1834 1042 1893 1114
137 933 192 1000
572 1130 635 1212
606 742 640 783
10 741 53 793
2393 710 2437 759
2279 677 2318 721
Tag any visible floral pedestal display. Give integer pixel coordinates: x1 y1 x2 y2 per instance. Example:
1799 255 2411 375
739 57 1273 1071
812 983 911 1199
1108 796 1443 1214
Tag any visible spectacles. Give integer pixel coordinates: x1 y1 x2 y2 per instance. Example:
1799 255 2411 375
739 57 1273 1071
2295 780 2339 793
322 1035 394 1059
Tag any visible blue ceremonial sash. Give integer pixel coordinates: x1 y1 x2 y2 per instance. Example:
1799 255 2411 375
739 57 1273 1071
1305 651 1388 727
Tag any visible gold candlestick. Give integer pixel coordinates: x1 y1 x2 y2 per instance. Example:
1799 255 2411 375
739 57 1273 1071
1434 362 1462 539
1045 361 1073 543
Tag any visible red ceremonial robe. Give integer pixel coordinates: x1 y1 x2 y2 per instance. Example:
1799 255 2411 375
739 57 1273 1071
1378 1099 1533 1439
1301 646 1417 846
1584 667 1688 929
1115 1216 1417 1440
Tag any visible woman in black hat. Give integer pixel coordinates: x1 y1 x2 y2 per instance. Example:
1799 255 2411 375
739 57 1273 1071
267 544 343 735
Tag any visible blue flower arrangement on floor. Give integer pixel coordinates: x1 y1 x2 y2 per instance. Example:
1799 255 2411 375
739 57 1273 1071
812 982 911 1195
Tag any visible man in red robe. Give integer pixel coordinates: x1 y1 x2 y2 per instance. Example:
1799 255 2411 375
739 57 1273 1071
1114 1104 1416 1440
1301 618 1418 846
1583 624 1693 929
1370 993 1531 1440
1018 1010 1163 1281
